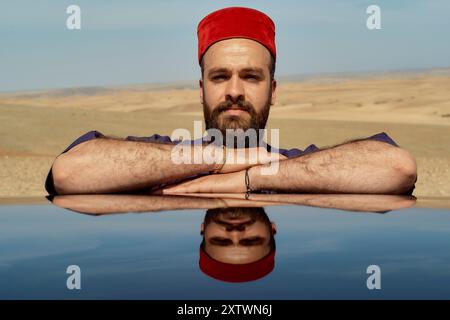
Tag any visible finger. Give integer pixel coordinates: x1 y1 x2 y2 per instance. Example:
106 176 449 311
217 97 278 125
161 183 188 194
162 179 203 194
150 188 164 195
179 193 243 199
162 186 187 194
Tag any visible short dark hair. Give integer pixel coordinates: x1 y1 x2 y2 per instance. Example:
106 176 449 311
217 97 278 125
200 54 276 81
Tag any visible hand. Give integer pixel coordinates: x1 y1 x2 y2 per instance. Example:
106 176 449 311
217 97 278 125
157 171 247 194
216 147 286 174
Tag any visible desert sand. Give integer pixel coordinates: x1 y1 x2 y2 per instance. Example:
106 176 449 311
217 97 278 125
1 69 449 199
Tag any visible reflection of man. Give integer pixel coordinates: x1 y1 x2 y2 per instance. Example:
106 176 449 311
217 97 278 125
199 207 276 282
46 7 417 196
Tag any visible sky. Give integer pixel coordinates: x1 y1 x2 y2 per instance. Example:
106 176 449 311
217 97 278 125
1 0 449 92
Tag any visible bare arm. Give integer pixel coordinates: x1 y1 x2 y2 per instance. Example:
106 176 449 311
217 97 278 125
160 140 417 195
51 138 216 194
176 193 416 213
50 194 277 215
51 137 283 194
250 140 417 194
51 194 226 215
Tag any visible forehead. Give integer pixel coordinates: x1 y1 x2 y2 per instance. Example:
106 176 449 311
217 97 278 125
202 38 271 71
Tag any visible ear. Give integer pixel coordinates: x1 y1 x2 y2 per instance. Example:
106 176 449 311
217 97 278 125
200 222 205 235
199 79 204 104
271 222 277 235
270 79 277 105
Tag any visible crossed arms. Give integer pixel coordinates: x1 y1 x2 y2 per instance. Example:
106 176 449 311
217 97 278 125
50 136 417 195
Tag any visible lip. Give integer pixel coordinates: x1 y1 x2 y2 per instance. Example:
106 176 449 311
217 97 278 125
223 109 247 116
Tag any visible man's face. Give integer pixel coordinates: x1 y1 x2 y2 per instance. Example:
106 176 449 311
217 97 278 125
200 38 276 137
201 208 276 264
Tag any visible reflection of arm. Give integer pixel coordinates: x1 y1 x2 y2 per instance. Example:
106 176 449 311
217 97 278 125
176 193 417 213
251 194 416 213
52 194 223 215
50 194 276 216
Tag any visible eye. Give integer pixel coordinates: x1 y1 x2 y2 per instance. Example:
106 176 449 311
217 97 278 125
211 74 227 82
244 74 260 81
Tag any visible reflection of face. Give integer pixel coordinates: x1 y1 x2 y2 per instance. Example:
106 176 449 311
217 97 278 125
200 38 276 140
201 207 276 264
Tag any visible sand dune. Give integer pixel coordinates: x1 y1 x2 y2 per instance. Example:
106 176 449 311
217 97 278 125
2 70 450 125
1 69 449 198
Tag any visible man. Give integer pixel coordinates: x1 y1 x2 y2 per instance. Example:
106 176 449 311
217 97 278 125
199 207 276 282
46 7 417 196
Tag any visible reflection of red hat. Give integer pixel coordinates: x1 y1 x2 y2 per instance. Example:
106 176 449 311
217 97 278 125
197 7 276 64
199 246 275 283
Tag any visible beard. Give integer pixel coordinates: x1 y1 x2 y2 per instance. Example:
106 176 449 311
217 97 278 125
202 89 272 147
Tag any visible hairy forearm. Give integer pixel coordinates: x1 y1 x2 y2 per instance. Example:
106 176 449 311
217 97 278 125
247 193 416 212
250 140 417 195
51 194 226 214
52 138 218 194
177 193 416 213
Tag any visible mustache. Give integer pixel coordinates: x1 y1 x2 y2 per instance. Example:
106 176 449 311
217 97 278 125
214 98 256 115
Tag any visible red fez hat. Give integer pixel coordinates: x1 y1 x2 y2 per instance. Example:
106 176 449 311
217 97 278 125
197 7 276 64
199 246 275 283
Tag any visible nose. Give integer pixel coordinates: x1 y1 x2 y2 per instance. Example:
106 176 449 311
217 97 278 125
228 230 243 244
225 74 245 103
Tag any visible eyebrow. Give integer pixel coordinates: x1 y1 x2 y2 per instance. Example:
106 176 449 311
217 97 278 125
240 67 264 75
209 236 266 247
207 67 265 76
208 68 230 76
239 236 266 246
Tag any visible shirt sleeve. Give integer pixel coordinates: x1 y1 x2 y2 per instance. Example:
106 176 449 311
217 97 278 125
45 130 105 195
362 132 399 147
125 133 174 144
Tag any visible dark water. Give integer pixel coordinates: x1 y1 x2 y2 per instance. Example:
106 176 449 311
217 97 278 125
1 200 450 299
